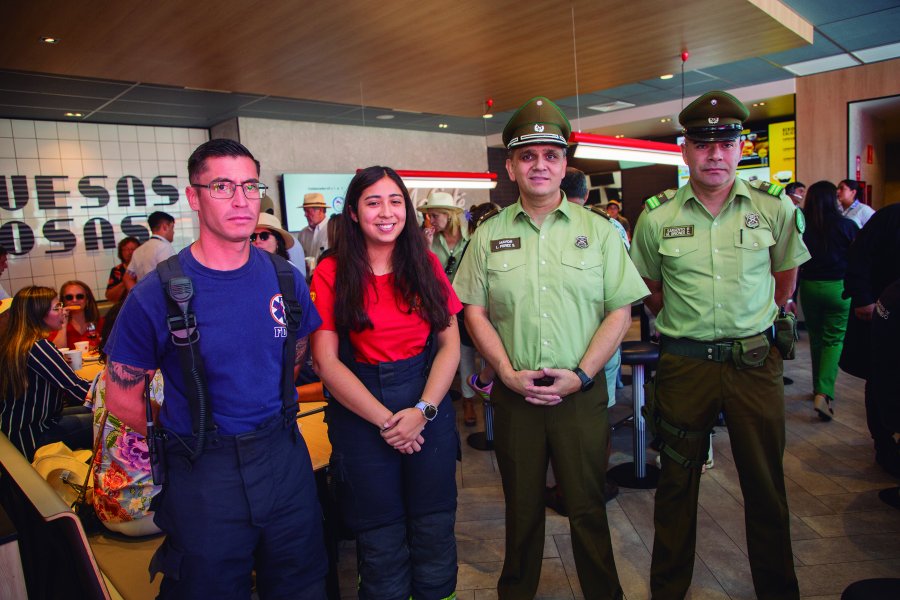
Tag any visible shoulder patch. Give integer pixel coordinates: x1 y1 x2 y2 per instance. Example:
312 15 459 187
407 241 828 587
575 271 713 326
586 204 611 220
646 189 676 211
474 206 501 229
748 179 785 198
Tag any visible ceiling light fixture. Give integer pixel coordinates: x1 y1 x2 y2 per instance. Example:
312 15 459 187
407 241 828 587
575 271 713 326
394 170 498 189
438 123 448 129
570 132 684 166
64 112 83 118
375 114 395 120
659 74 674 80
40 36 59 44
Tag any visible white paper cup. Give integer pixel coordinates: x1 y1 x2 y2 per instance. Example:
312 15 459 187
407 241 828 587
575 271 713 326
65 350 83 370
74 341 90 353
58 347 70 353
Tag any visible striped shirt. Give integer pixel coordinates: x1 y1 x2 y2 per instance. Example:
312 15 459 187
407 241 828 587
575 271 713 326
1 339 91 459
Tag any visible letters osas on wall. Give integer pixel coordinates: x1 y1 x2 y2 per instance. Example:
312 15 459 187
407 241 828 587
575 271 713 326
0 174 180 256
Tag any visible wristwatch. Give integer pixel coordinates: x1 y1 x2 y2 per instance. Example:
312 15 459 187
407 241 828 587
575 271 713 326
573 367 595 392
415 400 438 421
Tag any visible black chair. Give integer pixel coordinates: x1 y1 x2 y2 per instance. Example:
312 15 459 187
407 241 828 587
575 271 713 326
467 397 494 451
608 341 661 489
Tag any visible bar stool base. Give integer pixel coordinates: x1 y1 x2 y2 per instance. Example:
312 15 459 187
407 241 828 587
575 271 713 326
467 432 494 451
607 462 660 489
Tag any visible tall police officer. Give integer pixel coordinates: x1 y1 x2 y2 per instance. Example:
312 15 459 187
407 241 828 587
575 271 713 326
454 97 648 599
630 91 810 600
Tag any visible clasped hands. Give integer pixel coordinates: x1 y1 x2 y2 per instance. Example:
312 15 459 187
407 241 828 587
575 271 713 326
380 407 427 454
503 367 583 406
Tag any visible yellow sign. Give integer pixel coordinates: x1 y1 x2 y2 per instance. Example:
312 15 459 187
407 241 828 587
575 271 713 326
768 121 796 185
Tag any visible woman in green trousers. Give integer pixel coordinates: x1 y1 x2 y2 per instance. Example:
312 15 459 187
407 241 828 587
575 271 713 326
799 181 859 420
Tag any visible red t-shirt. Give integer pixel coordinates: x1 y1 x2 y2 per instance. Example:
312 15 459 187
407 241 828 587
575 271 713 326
311 253 462 364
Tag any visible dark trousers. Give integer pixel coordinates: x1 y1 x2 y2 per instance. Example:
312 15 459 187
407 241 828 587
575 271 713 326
650 347 799 600
33 405 93 461
327 351 458 600
150 416 327 599
492 381 621 600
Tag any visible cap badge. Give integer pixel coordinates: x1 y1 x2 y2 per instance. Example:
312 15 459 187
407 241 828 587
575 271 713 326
708 117 719 124
536 100 543 106
745 212 760 229
575 235 589 249
534 124 544 132
711 99 718 106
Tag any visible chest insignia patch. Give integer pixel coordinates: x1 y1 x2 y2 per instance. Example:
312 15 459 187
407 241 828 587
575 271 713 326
491 237 521 252
745 212 760 229
663 225 694 238
575 235 589 248
269 294 286 326
795 208 806 234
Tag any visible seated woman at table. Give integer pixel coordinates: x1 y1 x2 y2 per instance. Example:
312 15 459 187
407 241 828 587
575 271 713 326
0 286 92 460
50 279 103 349
105 236 140 303
311 166 461 600
87 302 163 536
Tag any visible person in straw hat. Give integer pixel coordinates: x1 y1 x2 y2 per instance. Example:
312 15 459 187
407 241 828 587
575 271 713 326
298 192 330 260
252 211 295 262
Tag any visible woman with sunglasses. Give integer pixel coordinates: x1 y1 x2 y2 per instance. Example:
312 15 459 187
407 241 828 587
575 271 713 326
0 286 92 460
420 191 480 426
50 280 103 350
311 166 461 599
251 212 294 261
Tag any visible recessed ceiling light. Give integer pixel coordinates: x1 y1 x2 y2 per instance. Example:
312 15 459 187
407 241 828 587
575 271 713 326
375 114 394 120
660 118 671 123
615 134 625 139
438 123 448 129
587 100 635 113
65 112 83 118
659 74 674 80
482 113 494 119
40 36 60 44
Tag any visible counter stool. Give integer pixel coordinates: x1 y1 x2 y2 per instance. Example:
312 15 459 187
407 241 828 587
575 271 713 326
608 341 661 489
466 398 494 451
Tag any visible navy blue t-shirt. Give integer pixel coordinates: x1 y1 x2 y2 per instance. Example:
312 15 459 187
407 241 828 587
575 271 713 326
106 246 321 435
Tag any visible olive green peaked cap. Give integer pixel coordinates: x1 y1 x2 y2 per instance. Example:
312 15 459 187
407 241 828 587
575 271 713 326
502 96 571 149
679 91 749 142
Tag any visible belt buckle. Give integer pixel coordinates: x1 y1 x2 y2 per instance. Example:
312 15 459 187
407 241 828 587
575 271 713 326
704 342 731 362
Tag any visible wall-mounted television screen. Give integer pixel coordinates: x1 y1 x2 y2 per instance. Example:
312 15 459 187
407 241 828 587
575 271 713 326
281 173 354 232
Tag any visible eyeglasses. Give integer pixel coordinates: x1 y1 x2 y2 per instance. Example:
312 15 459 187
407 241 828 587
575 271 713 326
63 293 85 301
445 255 458 277
250 231 273 243
190 180 268 199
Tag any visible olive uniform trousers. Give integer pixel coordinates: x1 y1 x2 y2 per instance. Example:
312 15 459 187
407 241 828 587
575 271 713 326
650 346 799 600
492 379 622 600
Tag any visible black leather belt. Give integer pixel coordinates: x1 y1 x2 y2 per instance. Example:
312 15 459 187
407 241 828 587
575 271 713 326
660 328 775 363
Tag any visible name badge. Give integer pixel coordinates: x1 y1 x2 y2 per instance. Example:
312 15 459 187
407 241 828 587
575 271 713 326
663 225 694 238
491 238 521 252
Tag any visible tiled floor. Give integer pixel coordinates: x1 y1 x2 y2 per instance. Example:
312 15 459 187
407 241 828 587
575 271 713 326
336 326 900 599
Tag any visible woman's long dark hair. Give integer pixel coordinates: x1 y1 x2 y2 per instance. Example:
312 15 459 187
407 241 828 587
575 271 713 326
802 181 842 254
0 286 57 398
334 166 450 333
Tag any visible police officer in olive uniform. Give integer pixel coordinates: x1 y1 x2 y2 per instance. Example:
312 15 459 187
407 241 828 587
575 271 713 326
630 91 810 600
454 97 648 600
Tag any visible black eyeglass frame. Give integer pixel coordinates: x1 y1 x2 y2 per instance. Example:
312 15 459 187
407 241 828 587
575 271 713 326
250 231 274 243
189 179 269 199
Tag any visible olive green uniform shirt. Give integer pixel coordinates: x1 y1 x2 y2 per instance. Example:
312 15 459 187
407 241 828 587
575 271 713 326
431 233 468 282
453 195 649 371
630 178 810 341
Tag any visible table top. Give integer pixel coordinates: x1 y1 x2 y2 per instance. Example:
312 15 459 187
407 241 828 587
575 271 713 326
297 402 331 471
75 360 103 382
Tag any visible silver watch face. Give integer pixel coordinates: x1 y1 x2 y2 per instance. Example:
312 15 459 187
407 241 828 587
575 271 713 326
418 402 438 420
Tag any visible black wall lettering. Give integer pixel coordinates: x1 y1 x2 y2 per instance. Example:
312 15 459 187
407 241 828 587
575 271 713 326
0 221 35 255
0 175 30 211
116 175 146 207
35 175 70 210
78 176 110 208
43 219 77 253
121 214 151 242
83 217 116 251
152 175 179 205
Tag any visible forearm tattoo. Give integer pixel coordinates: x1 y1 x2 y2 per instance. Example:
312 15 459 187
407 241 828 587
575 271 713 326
108 361 148 389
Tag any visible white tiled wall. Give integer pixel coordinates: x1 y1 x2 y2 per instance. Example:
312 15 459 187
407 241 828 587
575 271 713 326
0 119 207 300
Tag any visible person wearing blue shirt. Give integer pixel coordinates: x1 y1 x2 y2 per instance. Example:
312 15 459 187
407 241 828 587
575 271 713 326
104 139 327 599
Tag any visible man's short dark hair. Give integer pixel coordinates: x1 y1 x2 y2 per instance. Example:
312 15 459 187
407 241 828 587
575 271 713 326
188 138 260 181
148 211 175 232
785 182 805 196
560 167 588 201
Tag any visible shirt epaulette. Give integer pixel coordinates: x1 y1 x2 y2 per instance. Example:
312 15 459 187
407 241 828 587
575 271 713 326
474 206 501 229
748 179 785 198
587 204 611 220
645 190 676 211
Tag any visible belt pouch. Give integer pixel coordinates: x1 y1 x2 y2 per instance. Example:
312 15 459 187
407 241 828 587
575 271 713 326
732 333 769 369
774 312 798 359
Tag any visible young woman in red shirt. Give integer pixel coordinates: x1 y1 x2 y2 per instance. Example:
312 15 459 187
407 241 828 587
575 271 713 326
311 166 461 600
